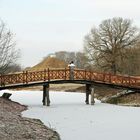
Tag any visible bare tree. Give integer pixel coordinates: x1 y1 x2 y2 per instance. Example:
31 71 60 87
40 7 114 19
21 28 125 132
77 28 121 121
0 20 19 74
75 52 89 69
4 64 22 74
84 17 140 74
55 51 76 64
55 51 89 69
121 43 140 75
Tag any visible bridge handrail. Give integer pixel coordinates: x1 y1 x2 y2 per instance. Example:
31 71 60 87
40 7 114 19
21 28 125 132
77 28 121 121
0 68 140 88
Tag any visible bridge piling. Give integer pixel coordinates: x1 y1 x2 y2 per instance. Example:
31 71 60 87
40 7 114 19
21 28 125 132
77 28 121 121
91 87 95 105
85 84 90 104
85 84 95 105
42 84 50 106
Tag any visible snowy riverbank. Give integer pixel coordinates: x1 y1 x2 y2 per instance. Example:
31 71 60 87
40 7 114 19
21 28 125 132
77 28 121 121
1 90 140 140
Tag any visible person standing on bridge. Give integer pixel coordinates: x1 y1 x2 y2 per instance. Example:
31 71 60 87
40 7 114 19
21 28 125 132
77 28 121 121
68 61 75 80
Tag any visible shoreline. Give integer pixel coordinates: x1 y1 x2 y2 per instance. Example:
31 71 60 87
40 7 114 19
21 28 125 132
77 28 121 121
0 97 61 140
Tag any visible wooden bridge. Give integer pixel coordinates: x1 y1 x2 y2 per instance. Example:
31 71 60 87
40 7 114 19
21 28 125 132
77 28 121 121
0 68 140 106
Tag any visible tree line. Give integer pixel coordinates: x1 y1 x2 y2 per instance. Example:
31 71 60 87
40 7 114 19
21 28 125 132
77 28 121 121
84 17 140 76
0 17 140 76
49 18 140 76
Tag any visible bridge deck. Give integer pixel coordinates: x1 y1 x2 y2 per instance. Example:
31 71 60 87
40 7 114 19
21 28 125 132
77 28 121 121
0 69 140 91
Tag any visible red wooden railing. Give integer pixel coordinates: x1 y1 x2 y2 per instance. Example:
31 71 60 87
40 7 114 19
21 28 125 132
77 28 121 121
0 68 140 88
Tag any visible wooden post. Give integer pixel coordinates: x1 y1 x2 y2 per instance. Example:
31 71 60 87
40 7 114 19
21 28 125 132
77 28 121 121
90 71 92 81
91 87 95 105
48 68 50 81
25 71 28 84
84 69 86 80
103 73 105 82
0 75 5 87
42 84 50 106
109 73 111 83
44 69 47 81
23 71 25 84
85 84 91 104
0 74 2 86
128 76 131 86
64 68 66 80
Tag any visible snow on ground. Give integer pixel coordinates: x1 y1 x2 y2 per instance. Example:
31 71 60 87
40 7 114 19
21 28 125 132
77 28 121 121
0 90 140 140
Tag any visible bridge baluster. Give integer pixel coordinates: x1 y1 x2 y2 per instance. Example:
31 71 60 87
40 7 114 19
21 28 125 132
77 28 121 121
44 69 47 81
0 74 4 86
25 71 28 84
0 69 140 92
84 70 86 80
22 71 25 84
109 73 112 83
0 74 2 86
102 73 105 82
64 68 66 80
48 68 50 81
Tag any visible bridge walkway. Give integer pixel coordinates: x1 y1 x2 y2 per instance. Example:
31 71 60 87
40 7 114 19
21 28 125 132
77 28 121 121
0 68 140 106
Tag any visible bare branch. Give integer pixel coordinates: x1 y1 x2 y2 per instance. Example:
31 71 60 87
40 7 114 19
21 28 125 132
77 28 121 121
84 17 140 74
0 20 19 74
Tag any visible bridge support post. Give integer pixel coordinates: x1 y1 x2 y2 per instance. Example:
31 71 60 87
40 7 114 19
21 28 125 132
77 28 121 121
43 84 50 106
85 84 95 105
91 87 95 105
85 84 90 104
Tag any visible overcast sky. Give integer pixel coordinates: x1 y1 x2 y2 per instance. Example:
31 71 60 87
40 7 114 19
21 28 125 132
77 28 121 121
0 0 140 67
